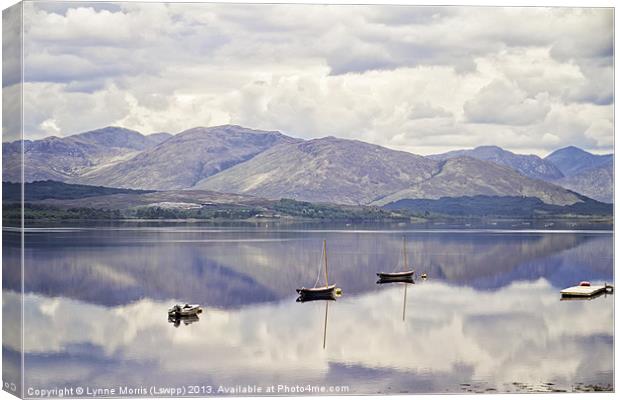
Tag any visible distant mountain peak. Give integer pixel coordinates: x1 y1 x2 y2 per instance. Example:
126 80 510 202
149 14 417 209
197 135 437 205
309 136 360 145
216 124 247 130
209 124 282 134
373 156 582 207
547 145 589 157
475 145 504 151
175 125 288 138
430 145 563 181
75 126 142 136
77 125 297 190
69 126 158 151
545 145 613 185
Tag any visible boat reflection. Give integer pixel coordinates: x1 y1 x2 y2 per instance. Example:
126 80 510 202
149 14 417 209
322 302 329 349
5 229 612 309
560 290 613 302
168 313 200 327
295 299 332 349
376 277 413 321
377 276 415 285
402 284 408 321
296 293 334 349
296 292 336 302
8 276 613 393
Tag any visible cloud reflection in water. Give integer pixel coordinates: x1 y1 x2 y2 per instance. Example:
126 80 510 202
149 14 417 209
6 278 613 394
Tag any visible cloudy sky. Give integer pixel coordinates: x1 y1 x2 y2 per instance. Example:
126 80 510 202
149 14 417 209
12 1 615 155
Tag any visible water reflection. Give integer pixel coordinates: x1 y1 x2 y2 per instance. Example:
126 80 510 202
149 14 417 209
323 302 329 350
375 278 414 321
1 226 613 394
4 278 612 394
168 314 200 328
560 290 613 302
3 229 612 308
402 284 408 321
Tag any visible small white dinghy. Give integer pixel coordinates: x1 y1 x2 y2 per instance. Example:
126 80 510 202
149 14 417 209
168 303 202 317
560 281 613 298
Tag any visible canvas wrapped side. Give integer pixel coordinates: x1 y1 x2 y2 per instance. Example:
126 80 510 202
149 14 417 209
3 2 24 399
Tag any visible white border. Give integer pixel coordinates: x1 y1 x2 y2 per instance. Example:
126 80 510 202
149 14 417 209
0 2 616 400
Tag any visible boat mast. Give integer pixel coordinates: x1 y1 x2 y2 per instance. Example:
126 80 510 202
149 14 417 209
324 239 329 287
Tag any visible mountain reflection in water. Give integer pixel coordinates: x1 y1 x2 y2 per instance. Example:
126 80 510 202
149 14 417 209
2 225 613 394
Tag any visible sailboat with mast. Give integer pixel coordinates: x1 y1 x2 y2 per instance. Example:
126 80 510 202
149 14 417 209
297 240 337 301
376 237 415 281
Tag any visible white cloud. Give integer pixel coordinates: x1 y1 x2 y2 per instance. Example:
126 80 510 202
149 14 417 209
39 118 61 136
584 116 614 148
464 80 551 126
408 102 453 119
17 3 613 155
23 82 132 139
539 103 614 150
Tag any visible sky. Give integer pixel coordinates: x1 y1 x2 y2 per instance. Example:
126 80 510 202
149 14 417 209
8 1 615 155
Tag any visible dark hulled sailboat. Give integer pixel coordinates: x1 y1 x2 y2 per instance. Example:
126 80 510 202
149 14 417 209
377 237 415 281
297 240 337 301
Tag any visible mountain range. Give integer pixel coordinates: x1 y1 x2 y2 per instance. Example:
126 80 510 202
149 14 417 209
197 136 438 204
430 145 613 203
2 127 171 183
78 126 296 190
429 145 564 181
2 125 614 209
545 146 614 203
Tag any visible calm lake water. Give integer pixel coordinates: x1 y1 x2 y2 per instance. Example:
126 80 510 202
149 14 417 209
2 222 614 395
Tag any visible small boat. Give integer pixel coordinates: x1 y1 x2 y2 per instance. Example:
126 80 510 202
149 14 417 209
561 282 614 298
377 237 415 280
168 303 202 317
579 281 591 287
378 270 415 279
297 240 337 300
